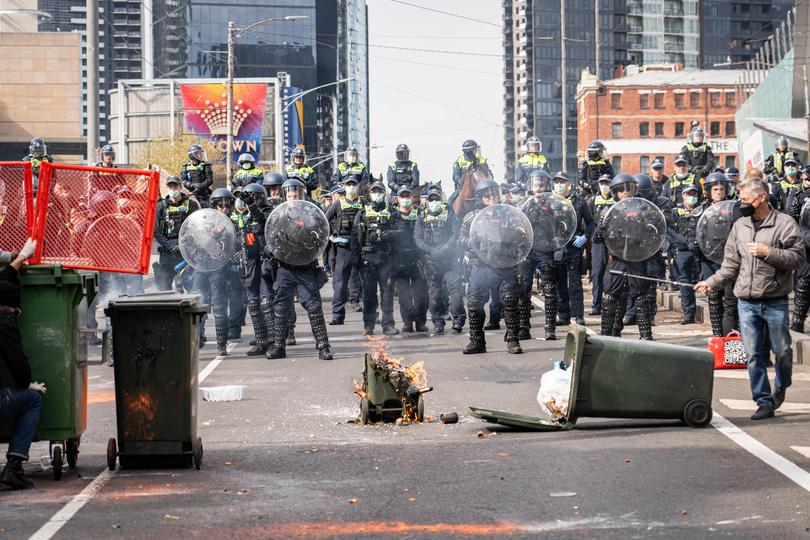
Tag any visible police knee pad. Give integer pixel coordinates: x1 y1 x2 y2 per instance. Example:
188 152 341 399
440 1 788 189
502 293 519 309
541 281 557 298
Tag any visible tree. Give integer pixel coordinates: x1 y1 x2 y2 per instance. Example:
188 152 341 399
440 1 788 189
134 134 225 181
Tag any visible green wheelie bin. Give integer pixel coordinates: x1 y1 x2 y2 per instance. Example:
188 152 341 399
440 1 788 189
104 292 207 470
471 324 715 429
0 265 104 480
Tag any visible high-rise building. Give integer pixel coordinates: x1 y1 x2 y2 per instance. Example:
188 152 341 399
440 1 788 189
38 0 143 145
503 0 795 176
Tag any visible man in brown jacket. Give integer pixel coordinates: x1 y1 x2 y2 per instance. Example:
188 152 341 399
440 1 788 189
696 177 805 420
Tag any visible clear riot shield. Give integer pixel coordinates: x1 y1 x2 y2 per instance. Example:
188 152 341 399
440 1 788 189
264 200 330 266
469 203 534 268
602 197 666 262
696 200 736 265
520 193 577 252
179 208 236 272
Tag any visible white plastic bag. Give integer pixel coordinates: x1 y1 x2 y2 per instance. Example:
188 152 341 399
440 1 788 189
536 361 572 420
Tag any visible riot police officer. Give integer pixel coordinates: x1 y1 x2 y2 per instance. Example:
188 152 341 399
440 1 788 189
649 159 668 198
266 179 333 361
452 140 492 191
578 140 614 196
551 172 594 326
23 137 52 195
285 148 318 196
180 144 214 208
387 144 420 195
324 175 364 324
232 153 264 188
351 181 398 335
787 178 810 333
392 186 428 333
262 171 285 205
764 136 799 180
459 179 522 354
698 172 732 336
514 136 549 189
330 146 369 191
667 184 702 324
662 154 699 205
771 156 802 211
414 186 464 334
679 127 715 180
726 166 740 198
95 145 116 168
153 177 199 291
588 174 615 315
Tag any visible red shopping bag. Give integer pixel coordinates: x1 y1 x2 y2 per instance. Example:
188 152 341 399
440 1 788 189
708 330 748 369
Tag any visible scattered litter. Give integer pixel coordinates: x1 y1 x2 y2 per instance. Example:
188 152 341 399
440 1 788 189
201 385 246 402
549 491 577 498
163 514 180 520
408 497 417 503
349 498 359 504
112 525 120 529
476 430 486 438
624 459 632 464
536 361 571 420
440 412 459 424
681 509 688 516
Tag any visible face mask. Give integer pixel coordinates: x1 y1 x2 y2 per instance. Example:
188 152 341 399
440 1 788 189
599 185 611 197
241 163 251 170
685 196 698 207
739 200 760 217
786 167 798 177
676 171 689 179
167 189 180 199
400 198 413 208
553 183 567 195
345 185 357 197
370 192 384 204
428 200 442 213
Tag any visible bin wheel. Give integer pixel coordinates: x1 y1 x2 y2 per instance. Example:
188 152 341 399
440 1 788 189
360 397 370 425
66 437 80 470
106 438 117 471
416 395 425 423
684 400 713 428
193 437 203 470
52 446 63 481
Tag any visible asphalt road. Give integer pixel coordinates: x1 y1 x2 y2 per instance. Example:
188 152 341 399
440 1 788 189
2 285 810 539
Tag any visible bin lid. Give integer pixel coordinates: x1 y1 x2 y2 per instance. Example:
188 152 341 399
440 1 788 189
106 292 206 311
19 264 86 285
468 407 575 431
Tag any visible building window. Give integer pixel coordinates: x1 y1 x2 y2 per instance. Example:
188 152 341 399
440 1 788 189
725 121 735 136
639 94 650 109
654 93 664 108
675 93 685 108
612 156 622 172
725 155 736 169
690 92 700 108
640 122 649 137
710 121 721 136
612 122 622 138
725 92 736 107
655 122 664 137
640 156 650 171
710 92 721 107
675 122 685 137
611 93 622 109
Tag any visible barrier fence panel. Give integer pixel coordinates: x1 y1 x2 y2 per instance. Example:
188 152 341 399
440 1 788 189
0 162 34 256
32 163 160 273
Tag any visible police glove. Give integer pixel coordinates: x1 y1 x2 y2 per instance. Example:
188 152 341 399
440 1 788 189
572 235 588 249
170 244 182 254
18 238 36 260
379 230 393 241
332 237 349 246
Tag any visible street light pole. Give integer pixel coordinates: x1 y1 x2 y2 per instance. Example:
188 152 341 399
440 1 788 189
560 0 568 169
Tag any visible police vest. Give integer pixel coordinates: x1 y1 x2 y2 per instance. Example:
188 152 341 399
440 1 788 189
455 155 488 169
233 167 263 184
336 197 362 236
780 179 801 193
362 204 393 252
286 164 315 181
390 161 417 185
162 198 191 239
183 162 209 183
674 206 700 237
26 154 51 173
422 207 451 246
592 195 615 220
669 173 696 191
399 208 418 221
771 151 787 176
518 154 548 169
337 162 366 178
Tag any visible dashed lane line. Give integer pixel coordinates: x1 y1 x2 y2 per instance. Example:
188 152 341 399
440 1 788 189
719 398 810 414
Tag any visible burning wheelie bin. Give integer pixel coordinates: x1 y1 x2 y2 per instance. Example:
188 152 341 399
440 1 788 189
470 324 714 429
0 265 103 480
104 292 207 470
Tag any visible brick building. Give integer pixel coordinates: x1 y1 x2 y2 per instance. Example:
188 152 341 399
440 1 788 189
575 65 746 176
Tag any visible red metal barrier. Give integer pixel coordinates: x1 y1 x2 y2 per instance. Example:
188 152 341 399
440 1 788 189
32 163 160 273
0 162 34 256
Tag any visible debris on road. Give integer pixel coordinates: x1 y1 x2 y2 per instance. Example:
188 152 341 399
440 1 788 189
440 412 459 424
201 385 246 402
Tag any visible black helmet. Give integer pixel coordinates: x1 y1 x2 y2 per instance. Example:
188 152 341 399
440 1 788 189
785 156 800 168
425 186 443 200
281 178 306 200
777 136 789 151
610 173 638 198
704 172 729 195
237 153 255 167
474 178 500 202
674 154 689 165
369 181 386 192
29 137 46 157
263 171 285 188
529 169 552 193
291 147 306 163
241 183 268 206
396 143 410 161
188 143 205 162
587 140 606 160
725 166 739 180
552 171 570 183
634 173 655 200
598 173 612 184
462 139 479 160
210 187 235 209
100 144 115 162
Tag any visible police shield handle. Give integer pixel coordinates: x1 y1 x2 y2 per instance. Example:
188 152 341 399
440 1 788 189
608 269 696 290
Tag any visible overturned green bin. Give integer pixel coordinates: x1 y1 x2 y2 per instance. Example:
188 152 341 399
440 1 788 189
0 265 103 480
470 324 714 430
104 293 207 470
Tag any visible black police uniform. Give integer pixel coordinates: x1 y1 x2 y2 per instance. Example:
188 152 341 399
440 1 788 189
787 187 810 332
153 193 199 291
696 198 726 337
180 160 214 208
386 160 420 194
324 195 364 323
666 200 701 322
414 203 465 333
588 192 615 314
330 161 370 191
556 193 595 322
22 153 52 195
679 142 715 180
392 206 428 331
578 159 614 196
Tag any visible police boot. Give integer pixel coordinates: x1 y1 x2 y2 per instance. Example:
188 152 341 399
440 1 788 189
261 298 275 348
463 303 487 354
600 294 618 337
483 320 500 331
433 321 445 335
402 322 415 333
0 456 33 490
635 295 654 341
306 302 333 361
415 321 429 333
286 327 297 347
542 281 558 341
517 297 532 340
212 304 229 356
503 294 523 354
246 299 268 356
791 280 810 333
707 290 725 337
266 303 289 359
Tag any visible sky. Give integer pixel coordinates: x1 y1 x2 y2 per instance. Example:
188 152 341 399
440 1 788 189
367 0 504 195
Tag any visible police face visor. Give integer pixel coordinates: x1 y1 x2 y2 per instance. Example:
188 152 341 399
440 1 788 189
345 150 358 164
214 199 233 211
293 154 305 165
478 187 500 203
613 183 637 197
396 148 409 161
527 141 540 153
30 143 45 157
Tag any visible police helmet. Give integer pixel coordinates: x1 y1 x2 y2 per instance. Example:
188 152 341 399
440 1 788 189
292 147 306 164
598 174 612 184
188 143 205 162
529 169 553 193
474 178 501 203
210 187 235 209
526 136 542 154
682 184 700 195
344 146 359 164
425 186 443 200
552 171 571 183
263 171 285 188
241 183 268 206
462 139 479 159
29 137 46 157
725 166 740 179
777 136 789 151
610 173 638 198
651 159 664 170
369 181 386 193
100 144 115 162
237 153 255 167
587 140 606 160
343 173 361 186
690 127 705 144
703 172 729 194
396 143 410 161
281 178 306 200
634 173 655 201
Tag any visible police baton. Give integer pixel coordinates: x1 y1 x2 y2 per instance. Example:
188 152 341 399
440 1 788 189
608 269 695 289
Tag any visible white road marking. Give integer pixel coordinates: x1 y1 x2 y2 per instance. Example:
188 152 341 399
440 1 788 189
790 446 810 459
715 370 810 382
29 348 229 540
719 399 810 413
712 413 810 493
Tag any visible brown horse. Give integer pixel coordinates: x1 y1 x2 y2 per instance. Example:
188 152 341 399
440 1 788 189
451 161 493 219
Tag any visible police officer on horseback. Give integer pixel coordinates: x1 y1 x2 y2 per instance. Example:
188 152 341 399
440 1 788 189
452 139 492 191
679 127 715 180
764 136 799 181
578 140 614 196
180 144 214 208
330 146 369 191
514 136 549 189
387 143 420 194
232 153 264 188
286 148 318 196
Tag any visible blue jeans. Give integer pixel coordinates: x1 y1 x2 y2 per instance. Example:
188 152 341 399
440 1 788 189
0 388 42 460
738 297 793 410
